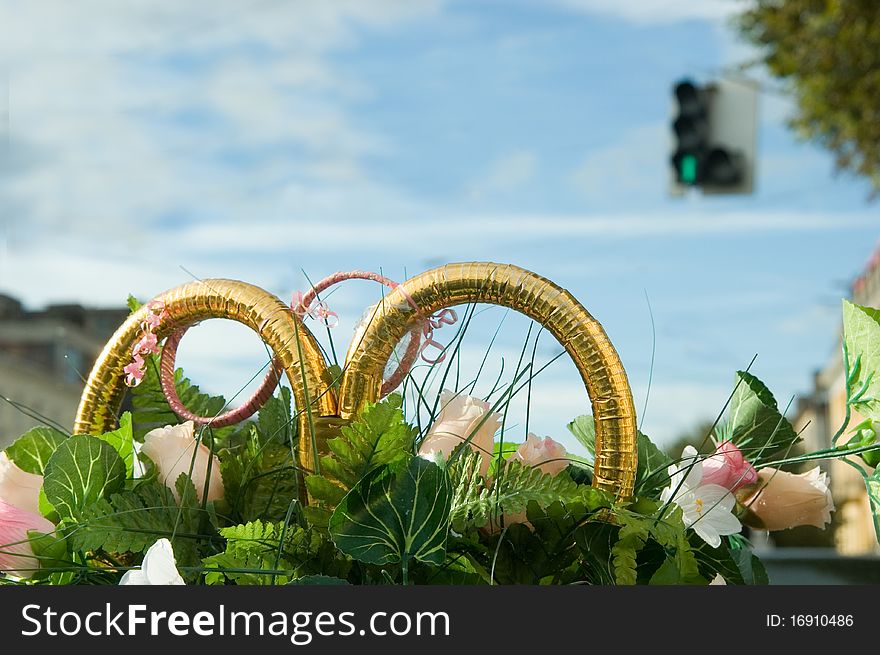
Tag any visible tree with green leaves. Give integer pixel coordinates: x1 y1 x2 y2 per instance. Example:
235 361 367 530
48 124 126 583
738 0 880 193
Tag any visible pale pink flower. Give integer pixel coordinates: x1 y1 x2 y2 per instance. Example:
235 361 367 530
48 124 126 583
738 467 834 531
0 452 43 515
700 441 758 492
0 499 55 578
142 421 224 503
134 331 160 356
511 433 569 476
419 390 501 476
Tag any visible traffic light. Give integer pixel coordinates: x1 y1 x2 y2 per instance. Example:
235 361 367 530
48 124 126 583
669 78 757 195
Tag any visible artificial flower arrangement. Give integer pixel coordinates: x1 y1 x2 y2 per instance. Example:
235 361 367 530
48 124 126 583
1 263 879 586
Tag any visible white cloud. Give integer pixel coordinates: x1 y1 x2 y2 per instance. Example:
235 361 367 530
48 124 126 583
0 1 440 238
570 123 667 203
553 0 740 25
467 150 537 200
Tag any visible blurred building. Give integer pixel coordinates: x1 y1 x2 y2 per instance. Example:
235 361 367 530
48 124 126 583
0 294 127 448
793 243 880 555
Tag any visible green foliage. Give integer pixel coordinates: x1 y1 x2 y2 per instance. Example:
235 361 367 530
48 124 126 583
738 1 880 192
70 477 205 569
203 520 350 585
203 520 295 585
728 370 799 463
609 503 702 586
566 415 596 457
4 426 68 474
635 431 672 495
257 386 294 446
27 530 70 579
842 300 880 420
43 435 126 522
219 424 300 524
304 394 415 526
866 469 880 547
487 501 595 585
692 536 768 585
97 412 135 478
329 457 451 568
449 449 610 532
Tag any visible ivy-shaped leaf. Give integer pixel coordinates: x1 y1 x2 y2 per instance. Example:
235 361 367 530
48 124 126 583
843 300 880 419
329 457 451 567
43 435 126 521
567 415 596 460
5 426 68 474
96 412 135 478
305 394 415 525
728 370 799 462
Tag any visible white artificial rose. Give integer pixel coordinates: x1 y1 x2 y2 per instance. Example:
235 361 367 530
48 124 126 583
141 421 224 503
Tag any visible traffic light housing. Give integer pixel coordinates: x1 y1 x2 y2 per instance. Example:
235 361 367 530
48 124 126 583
669 78 757 195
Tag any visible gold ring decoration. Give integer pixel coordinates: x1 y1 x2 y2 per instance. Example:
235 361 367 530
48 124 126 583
74 264 637 504
73 279 335 502
338 262 638 499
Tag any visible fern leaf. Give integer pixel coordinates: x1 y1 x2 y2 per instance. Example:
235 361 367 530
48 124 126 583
449 454 595 530
70 477 206 568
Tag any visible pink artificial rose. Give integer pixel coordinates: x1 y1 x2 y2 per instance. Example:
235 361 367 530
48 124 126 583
511 433 569 476
0 452 44 515
0 499 55 579
141 421 224 503
738 467 834 531
418 390 501 476
700 441 757 492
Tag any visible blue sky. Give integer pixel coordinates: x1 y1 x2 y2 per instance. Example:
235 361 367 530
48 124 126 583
0 0 877 452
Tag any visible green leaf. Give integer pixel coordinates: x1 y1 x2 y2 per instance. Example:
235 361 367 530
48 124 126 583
4 426 68 474
866 469 880 545
97 412 135 478
71 478 204 569
220 426 301 524
649 558 682 585
329 457 451 567
203 520 349 585
27 530 69 578
305 394 415 523
635 432 672 494
611 518 647 585
730 546 769 585
843 300 880 420
567 415 596 460
448 450 610 532
43 435 126 521
257 387 293 446
488 441 519 478
728 370 799 462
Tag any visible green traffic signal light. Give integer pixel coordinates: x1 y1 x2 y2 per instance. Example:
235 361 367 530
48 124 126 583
679 154 698 184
